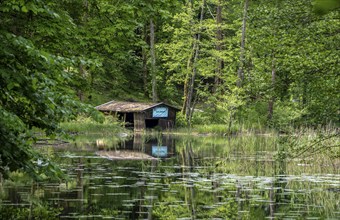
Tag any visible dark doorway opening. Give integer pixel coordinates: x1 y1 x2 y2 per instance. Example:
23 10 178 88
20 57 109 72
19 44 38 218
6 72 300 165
118 112 134 127
145 119 159 128
125 113 134 125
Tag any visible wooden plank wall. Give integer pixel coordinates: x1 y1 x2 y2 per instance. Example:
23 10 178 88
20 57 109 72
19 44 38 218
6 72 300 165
133 112 145 132
143 105 177 129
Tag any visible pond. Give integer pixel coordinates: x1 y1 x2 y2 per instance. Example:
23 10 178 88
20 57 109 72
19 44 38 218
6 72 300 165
0 133 339 219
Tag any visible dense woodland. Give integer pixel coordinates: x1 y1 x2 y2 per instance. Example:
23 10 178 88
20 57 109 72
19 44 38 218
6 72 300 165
0 0 339 177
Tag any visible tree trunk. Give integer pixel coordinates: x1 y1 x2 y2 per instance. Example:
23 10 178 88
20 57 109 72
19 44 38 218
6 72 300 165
150 18 158 102
181 61 191 114
77 0 89 102
237 0 249 87
185 0 205 122
214 0 223 93
182 0 196 114
78 64 86 101
83 0 89 22
268 57 276 120
142 24 148 97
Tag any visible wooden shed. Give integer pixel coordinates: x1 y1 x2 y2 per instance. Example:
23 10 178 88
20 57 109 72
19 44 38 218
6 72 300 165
95 100 180 131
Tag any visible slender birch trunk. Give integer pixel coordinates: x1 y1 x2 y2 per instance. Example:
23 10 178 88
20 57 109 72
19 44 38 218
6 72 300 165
150 18 158 102
181 53 194 114
185 0 205 123
78 64 86 101
237 0 249 87
182 1 195 114
214 0 223 93
268 0 279 121
268 56 276 120
142 24 148 97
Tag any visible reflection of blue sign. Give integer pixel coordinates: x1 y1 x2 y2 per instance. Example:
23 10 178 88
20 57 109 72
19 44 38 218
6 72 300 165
153 107 168 118
152 146 168 157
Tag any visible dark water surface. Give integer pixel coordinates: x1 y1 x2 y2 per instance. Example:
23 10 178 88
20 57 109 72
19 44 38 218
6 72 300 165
1 134 339 219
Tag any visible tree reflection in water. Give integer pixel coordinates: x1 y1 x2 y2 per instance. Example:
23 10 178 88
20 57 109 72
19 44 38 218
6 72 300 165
0 134 338 219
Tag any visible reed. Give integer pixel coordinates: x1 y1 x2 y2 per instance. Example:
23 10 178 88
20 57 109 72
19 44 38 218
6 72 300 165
60 115 127 135
58 116 131 149
175 122 274 136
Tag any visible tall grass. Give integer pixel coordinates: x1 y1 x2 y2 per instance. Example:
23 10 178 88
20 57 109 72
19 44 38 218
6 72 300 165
175 122 275 136
59 116 131 148
60 115 128 135
279 124 339 160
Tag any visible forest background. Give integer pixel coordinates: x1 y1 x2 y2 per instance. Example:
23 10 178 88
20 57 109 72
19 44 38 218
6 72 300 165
0 0 339 178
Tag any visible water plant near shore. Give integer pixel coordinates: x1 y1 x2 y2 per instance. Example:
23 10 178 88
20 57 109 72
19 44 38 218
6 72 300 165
2 130 339 219
60 115 127 135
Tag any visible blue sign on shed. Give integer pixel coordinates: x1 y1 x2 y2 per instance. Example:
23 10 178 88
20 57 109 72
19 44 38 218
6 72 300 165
152 146 168 157
152 107 168 118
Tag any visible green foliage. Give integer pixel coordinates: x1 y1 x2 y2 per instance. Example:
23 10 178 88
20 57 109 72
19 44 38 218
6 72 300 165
153 198 191 219
0 0 338 180
59 115 130 149
0 0 101 179
245 0 339 128
175 112 189 127
278 127 340 159
0 107 33 178
313 0 340 14
237 102 268 130
190 110 213 125
60 115 126 135
0 204 62 220
270 101 306 129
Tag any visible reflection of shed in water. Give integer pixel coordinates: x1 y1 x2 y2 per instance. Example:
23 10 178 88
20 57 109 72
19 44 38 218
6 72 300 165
145 136 176 158
124 134 176 158
97 135 176 160
95 100 180 131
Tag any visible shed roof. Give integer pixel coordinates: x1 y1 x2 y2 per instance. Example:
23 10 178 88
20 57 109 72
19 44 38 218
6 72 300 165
95 100 180 113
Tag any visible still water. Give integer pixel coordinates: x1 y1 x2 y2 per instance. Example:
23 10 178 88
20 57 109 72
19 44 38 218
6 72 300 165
0 134 339 219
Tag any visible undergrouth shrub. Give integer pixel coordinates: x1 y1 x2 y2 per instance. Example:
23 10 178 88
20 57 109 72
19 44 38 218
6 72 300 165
60 115 127 135
269 101 306 129
0 204 62 220
58 115 131 149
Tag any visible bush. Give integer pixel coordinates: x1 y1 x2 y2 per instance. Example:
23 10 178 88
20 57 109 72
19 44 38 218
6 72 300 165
270 101 305 129
175 113 188 127
60 115 126 134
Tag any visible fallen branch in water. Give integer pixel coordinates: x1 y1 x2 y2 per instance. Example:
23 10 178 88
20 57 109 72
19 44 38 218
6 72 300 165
290 133 339 159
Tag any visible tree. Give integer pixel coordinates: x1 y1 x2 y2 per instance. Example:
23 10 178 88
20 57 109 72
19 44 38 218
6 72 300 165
184 0 206 123
150 18 158 102
244 0 339 126
214 0 224 91
237 0 249 87
313 0 340 14
0 0 99 179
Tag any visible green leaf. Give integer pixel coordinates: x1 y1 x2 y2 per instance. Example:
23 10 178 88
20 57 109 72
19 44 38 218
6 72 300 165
21 5 28 13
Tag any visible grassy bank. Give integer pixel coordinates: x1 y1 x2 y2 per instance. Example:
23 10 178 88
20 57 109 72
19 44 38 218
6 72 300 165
59 116 131 148
174 123 275 136
60 116 129 135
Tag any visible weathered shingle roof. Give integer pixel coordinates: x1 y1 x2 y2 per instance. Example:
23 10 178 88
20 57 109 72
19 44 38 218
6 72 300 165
95 100 179 112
